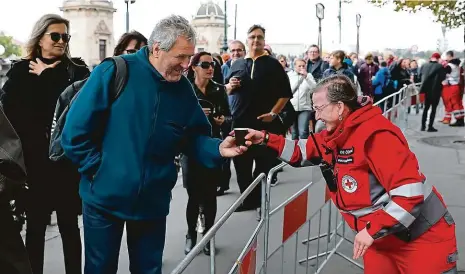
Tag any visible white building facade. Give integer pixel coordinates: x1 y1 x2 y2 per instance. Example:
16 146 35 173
60 0 116 68
191 1 228 54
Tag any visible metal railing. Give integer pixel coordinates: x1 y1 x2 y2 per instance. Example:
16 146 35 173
170 173 266 274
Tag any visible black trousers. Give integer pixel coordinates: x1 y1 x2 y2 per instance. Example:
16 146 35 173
181 156 219 236
25 206 81 274
0 205 32 274
232 145 278 208
421 96 440 129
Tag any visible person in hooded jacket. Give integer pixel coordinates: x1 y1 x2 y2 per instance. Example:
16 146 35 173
322 50 355 83
1 14 89 274
244 74 458 274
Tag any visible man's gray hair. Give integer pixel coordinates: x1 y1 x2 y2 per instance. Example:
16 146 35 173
148 15 196 52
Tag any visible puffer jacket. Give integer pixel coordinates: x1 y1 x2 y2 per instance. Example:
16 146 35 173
288 70 316 111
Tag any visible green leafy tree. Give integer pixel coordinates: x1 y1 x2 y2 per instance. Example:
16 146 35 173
368 0 465 28
0 34 22 58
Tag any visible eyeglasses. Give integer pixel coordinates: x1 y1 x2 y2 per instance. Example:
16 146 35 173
231 48 243 53
196 61 215 69
313 103 331 113
45 32 71 43
125 49 137 54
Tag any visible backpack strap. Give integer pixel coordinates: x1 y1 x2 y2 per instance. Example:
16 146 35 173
101 56 128 102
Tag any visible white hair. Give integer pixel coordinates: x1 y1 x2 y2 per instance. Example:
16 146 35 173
148 15 196 52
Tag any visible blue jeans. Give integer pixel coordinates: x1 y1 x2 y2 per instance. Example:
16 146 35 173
82 203 166 274
290 111 312 140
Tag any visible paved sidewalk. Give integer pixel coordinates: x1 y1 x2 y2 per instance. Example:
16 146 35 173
405 111 465 272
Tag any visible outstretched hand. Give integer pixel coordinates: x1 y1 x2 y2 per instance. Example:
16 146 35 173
219 136 249 158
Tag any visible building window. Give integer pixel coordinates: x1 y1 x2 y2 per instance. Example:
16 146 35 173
197 47 205 52
99 39 107 61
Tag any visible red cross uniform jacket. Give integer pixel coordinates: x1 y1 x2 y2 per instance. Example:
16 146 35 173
266 104 453 242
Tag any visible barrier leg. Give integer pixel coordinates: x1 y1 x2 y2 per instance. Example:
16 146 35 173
210 237 216 274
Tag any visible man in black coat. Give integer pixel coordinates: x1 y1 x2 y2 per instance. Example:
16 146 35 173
420 53 447 132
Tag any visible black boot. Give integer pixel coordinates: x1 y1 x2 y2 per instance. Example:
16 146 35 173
450 118 465 127
184 233 197 255
427 127 438 132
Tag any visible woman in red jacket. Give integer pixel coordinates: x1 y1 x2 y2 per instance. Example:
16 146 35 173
243 74 458 274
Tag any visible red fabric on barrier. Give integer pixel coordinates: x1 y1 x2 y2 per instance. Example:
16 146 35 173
240 239 257 274
282 189 308 243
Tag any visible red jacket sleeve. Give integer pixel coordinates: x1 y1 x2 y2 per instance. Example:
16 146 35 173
364 130 426 238
266 133 328 166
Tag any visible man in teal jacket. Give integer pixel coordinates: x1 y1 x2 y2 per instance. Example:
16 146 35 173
61 15 247 274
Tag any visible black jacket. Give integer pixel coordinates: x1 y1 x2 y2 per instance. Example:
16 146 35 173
1 56 89 214
192 80 231 139
306 58 329 82
226 54 293 130
420 61 446 102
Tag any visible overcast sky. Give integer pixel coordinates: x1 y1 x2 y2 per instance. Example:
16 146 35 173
0 0 463 52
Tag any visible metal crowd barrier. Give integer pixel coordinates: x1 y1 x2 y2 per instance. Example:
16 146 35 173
170 173 267 274
171 84 414 274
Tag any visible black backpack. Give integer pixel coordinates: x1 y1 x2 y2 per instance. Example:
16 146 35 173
49 56 128 162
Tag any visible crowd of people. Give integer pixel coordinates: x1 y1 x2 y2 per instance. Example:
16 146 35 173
0 11 462 274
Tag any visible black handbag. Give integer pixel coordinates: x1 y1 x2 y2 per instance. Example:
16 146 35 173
0 104 27 194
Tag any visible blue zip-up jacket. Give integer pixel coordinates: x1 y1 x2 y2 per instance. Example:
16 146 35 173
61 47 223 220
372 67 390 95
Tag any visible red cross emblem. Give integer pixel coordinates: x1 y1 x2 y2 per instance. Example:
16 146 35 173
341 175 357 193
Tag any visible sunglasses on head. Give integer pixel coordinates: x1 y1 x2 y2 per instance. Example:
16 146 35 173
125 49 137 54
196 61 215 69
45 32 71 43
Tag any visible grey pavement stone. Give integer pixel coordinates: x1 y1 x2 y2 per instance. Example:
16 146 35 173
38 108 465 273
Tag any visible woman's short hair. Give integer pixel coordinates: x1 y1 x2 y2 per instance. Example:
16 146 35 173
114 30 148 56
331 50 346 62
314 74 360 111
293 58 306 66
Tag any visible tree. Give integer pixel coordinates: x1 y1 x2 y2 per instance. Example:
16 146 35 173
369 0 464 56
0 34 22 58
369 0 464 28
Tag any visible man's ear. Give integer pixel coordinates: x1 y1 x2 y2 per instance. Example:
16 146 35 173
151 42 161 58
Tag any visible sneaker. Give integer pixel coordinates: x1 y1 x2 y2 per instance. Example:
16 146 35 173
427 127 438 132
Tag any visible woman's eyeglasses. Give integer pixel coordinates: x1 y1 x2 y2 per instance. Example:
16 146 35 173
196 61 215 69
45 32 71 43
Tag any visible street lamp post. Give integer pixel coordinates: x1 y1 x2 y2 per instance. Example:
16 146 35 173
316 3 325 54
125 0 136 33
356 13 361 56
222 0 228 53
234 4 237 40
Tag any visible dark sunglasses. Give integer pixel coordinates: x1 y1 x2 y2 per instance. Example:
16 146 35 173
196 61 215 69
45 32 71 43
125 49 137 54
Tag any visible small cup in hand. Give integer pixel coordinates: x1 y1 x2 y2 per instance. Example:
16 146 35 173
234 128 248 146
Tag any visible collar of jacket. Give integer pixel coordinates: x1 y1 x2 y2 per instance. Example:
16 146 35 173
245 50 268 60
136 46 167 81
